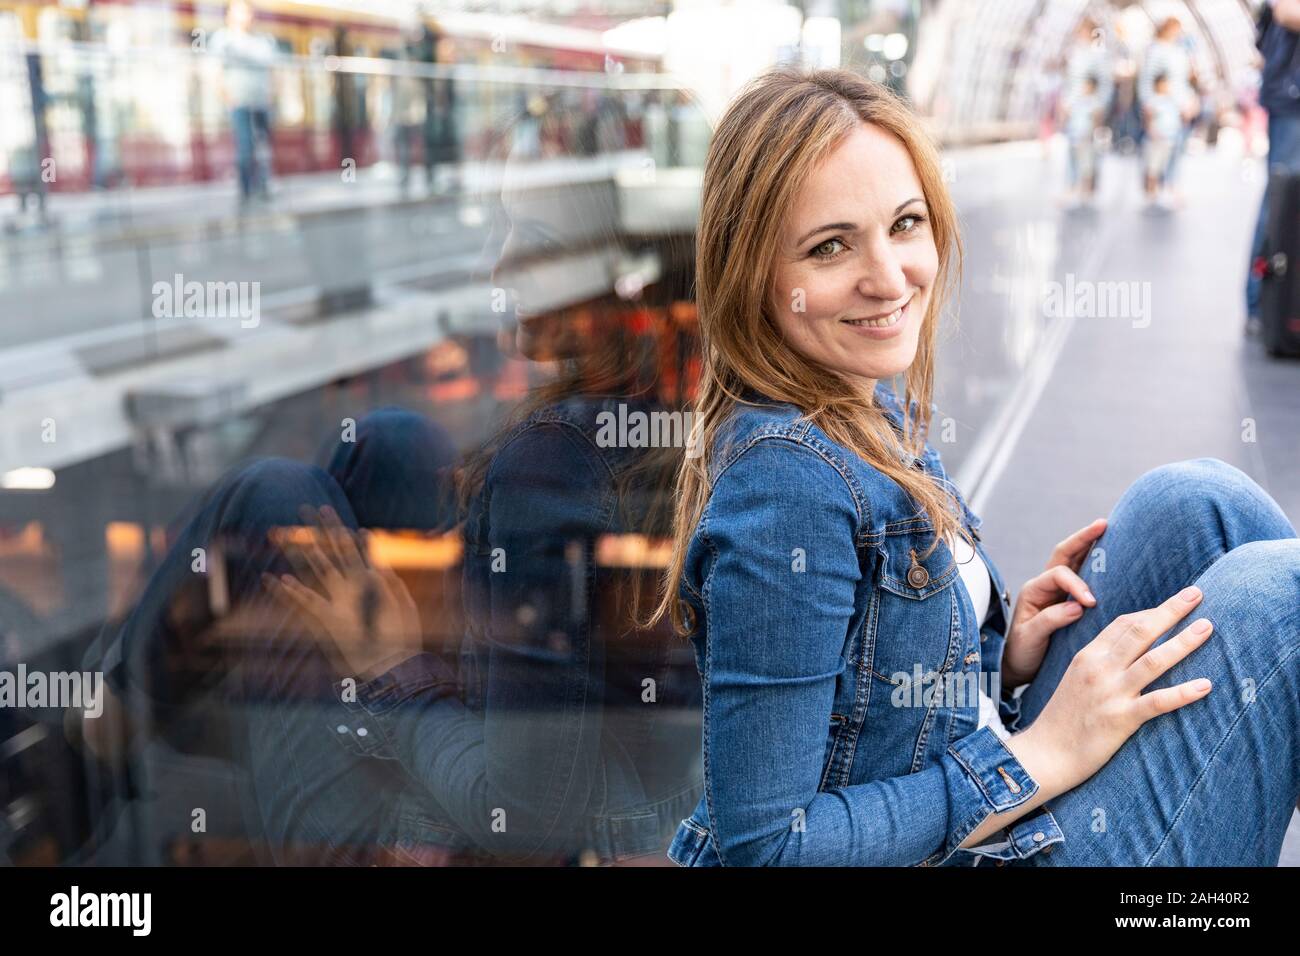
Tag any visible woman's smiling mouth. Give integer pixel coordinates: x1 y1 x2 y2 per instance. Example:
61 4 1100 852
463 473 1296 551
841 296 914 337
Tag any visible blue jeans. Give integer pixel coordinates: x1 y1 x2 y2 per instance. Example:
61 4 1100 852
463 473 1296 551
1003 459 1300 865
1163 120 1190 185
231 106 271 199
1246 112 1300 317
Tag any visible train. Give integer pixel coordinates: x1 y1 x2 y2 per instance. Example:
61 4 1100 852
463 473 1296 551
0 0 664 194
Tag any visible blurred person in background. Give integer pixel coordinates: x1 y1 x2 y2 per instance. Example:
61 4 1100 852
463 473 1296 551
424 30 461 193
1138 16 1200 205
390 22 430 196
1107 17 1144 155
1059 15 1113 205
1143 73 1184 206
211 0 277 206
1064 75 1106 208
1246 0 1300 335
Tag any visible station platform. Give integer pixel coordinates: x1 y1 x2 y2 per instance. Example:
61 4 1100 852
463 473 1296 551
5 135 1299 864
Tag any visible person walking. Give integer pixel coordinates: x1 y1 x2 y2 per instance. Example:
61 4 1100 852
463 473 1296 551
211 0 277 206
1246 0 1300 335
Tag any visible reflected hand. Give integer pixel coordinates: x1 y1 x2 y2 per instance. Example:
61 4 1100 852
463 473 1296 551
1001 517 1107 689
265 505 421 680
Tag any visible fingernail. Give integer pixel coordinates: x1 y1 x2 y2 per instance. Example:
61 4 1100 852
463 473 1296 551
1193 679 1212 693
1191 618 1211 634
1179 585 1201 602
1068 601 1084 614
1083 589 1095 603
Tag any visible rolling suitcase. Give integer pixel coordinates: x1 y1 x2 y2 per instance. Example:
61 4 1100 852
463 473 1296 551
1257 168 1300 356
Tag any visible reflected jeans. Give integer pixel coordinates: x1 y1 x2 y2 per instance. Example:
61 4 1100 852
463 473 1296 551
1001 458 1300 866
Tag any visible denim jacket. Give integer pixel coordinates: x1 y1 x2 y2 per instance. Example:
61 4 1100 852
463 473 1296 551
341 395 704 863
665 382 1064 867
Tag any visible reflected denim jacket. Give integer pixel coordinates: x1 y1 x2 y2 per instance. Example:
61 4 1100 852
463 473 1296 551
665 382 1064 867
338 395 703 863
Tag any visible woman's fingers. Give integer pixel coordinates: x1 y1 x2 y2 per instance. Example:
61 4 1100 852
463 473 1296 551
1046 517 1107 571
1106 585 1205 666
1127 617 1214 691
316 504 367 572
1024 564 1097 608
1135 676 1214 722
279 525 335 590
373 560 407 612
1023 597 1087 642
263 572 326 626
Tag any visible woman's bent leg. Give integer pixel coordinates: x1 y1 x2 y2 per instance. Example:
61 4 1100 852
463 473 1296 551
1013 538 1300 865
1015 457 1296 728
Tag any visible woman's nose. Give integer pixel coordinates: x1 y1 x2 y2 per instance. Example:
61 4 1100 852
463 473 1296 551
855 242 909 303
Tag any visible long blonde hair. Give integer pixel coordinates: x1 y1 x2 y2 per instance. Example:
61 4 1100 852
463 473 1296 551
649 65 968 638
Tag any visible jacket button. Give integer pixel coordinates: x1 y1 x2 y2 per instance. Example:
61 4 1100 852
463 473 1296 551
907 565 930 588
1001 589 1010 604
1032 832 1045 842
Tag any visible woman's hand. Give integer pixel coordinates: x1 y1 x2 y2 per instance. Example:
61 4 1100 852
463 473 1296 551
1001 517 1107 689
1009 585 1214 794
264 505 422 680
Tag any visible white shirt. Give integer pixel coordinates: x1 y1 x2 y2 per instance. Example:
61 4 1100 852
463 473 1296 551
946 530 1011 743
948 528 1016 860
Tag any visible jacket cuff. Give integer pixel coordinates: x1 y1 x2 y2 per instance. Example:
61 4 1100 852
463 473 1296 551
933 724 1041 865
330 652 459 758
956 806 1066 863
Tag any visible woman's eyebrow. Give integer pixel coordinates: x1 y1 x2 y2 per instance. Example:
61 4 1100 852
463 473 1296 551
795 221 856 246
794 197 928 246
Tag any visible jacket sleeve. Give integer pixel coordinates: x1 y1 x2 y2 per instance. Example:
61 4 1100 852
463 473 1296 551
697 437 1044 866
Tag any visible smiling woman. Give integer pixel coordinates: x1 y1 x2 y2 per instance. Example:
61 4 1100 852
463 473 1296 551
651 64 969 635
768 125 938 390
649 65 1300 869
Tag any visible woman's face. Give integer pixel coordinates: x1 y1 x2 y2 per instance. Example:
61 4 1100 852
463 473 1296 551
768 121 938 397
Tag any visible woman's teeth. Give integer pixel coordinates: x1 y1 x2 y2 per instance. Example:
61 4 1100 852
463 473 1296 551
844 307 903 328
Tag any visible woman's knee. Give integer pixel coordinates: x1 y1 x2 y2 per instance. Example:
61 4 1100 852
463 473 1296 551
1116 458 1292 551
1194 539 1300 652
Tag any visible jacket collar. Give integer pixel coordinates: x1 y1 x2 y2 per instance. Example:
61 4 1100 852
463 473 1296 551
734 381 910 434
